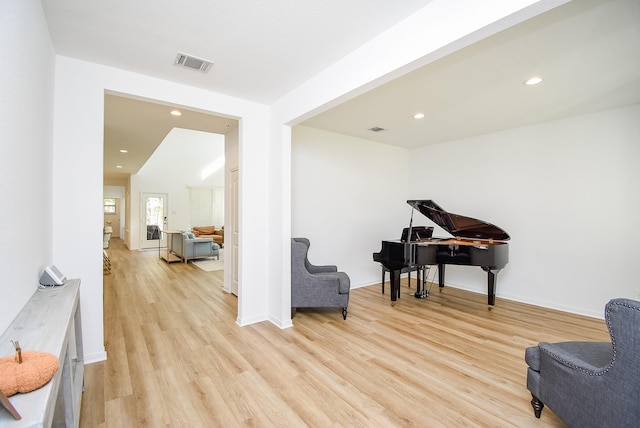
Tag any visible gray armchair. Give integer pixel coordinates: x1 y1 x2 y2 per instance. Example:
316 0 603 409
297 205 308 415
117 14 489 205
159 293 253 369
291 238 350 320
525 298 640 427
174 232 220 263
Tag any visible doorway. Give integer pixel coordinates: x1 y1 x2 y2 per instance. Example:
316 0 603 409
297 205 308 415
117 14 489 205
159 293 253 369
141 192 168 249
104 93 240 304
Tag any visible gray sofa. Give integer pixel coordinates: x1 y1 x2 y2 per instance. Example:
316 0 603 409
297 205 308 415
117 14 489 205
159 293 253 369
291 238 350 319
525 298 640 427
173 232 220 263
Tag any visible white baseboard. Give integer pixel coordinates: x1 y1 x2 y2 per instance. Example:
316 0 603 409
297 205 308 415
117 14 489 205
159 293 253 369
84 350 107 364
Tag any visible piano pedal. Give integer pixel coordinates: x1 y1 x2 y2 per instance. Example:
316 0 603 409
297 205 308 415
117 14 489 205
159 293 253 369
414 290 428 299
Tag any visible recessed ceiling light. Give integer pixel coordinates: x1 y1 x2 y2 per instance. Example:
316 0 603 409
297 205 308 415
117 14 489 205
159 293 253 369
119 149 128 153
170 110 182 116
414 113 425 119
116 165 123 169
524 76 543 86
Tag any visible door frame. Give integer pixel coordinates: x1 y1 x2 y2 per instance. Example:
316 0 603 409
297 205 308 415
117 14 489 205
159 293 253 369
229 168 239 295
140 192 168 249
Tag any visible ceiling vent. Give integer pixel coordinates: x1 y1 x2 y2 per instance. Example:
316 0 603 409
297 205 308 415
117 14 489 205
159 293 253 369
368 126 386 132
174 53 213 73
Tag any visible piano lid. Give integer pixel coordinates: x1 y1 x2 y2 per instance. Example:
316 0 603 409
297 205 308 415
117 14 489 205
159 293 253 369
407 200 510 241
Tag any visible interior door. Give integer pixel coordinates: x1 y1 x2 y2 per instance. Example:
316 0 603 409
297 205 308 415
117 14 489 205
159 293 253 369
230 168 239 295
141 193 168 249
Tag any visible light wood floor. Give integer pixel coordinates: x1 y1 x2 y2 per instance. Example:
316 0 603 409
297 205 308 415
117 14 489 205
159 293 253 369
82 238 610 427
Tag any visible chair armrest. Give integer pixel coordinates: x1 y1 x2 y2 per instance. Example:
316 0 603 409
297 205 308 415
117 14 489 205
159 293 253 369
291 272 346 304
539 341 612 374
191 238 213 243
307 264 337 274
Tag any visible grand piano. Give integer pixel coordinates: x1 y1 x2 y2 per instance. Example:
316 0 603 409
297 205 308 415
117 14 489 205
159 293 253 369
373 200 510 307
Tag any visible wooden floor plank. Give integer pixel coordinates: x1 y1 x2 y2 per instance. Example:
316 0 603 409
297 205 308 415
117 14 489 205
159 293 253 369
81 238 610 427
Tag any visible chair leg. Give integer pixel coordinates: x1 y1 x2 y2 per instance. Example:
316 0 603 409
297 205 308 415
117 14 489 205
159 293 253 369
530 394 544 418
342 307 347 320
103 250 111 274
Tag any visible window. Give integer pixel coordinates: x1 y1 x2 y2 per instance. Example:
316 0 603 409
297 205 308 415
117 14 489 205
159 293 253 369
104 198 117 214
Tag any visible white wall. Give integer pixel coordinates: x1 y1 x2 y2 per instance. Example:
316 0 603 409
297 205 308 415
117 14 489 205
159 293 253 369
291 126 410 287
0 1 55 331
291 106 640 319
408 104 640 317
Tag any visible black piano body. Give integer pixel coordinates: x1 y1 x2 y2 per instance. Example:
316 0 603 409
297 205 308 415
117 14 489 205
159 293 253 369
373 200 510 307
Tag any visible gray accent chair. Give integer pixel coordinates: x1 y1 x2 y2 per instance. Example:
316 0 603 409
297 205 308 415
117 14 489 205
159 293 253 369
174 232 220 263
525 298 640 427
291 238 350 320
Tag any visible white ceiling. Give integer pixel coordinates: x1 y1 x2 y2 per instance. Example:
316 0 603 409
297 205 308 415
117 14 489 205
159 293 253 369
43 0 640 179
302 0 640 147
103 94 236 180
137 128 226 188
42 0 433 104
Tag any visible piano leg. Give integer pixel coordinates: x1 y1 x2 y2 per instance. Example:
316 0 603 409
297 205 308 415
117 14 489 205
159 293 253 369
482 267 501 308
390 269 401 303
438 264 445 291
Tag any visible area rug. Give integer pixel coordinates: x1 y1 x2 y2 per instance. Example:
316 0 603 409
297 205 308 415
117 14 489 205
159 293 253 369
192 258 224 272
192 249 224 272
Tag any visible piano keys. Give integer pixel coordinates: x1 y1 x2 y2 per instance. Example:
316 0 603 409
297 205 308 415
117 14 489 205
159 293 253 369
373 200 510 308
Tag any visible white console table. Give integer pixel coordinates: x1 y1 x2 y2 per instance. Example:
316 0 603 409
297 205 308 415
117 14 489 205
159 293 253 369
0 279 84 427
159 230 182 263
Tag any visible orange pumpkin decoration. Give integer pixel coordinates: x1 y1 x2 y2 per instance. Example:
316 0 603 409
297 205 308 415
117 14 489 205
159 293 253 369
0 341 59 397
